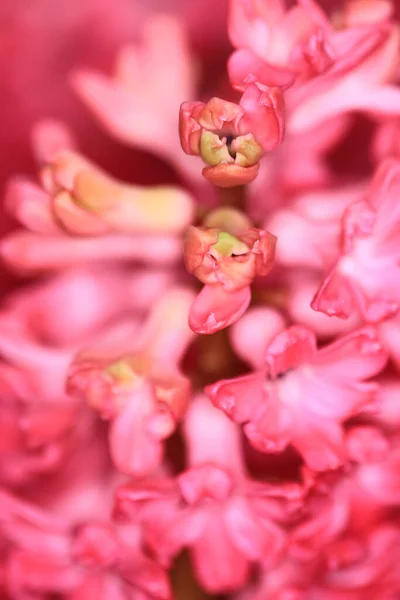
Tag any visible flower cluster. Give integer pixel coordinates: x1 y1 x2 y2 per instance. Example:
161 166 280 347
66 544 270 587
1 0 400 599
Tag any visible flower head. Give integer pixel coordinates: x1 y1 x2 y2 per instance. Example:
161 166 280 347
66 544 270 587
206 325 387 470
67 287 195 476
179 84 285 186
116 397 302 594
183 207 277 334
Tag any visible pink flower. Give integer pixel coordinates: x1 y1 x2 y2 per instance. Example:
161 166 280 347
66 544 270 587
0 266 137 485
179 84 285 187
227 0 391 92
184 207 277 334
0 490 171 600
206 326 387 470
35 121 195 236
285 2 400 134
116 397 302 594
1 120 192 273
312 159 400 322
67 287 195 476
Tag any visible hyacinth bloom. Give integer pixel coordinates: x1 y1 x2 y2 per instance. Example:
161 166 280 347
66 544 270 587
184 207 277 334
2 1 400 598
206 326 387 470
227 0 393 90
115 397 303 594
67 287 195 476
0 490 171 599
33 118 195 236
0 265 171 486
179 84 285 187
1 120 193 273
312 159 400 322
285 2 400 135
39 149 195 236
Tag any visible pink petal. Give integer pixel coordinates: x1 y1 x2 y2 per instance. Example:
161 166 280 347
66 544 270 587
189 284 251 334
230 307 286 369
228 49 295 91
191 510 250 593
264 325 317 377
314 326 388 381
293 420 346 471
205 371 265 423
109 384 163 477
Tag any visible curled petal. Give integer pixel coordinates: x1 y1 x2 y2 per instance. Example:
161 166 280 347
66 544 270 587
202 162 260 187
206 371 265 423
188 284 251 334
314 326 388 381
179 101 204 155
265 326 317 377
240 84 285 151
109 384 166 477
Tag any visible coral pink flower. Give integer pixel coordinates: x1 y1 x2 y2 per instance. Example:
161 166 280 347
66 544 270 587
184 208 277 334
1 120 192 273
285 2 400 135
0 490 171 599
206 326 387 470
67 287 195 476
312 159 400 322
179 84 285 187
0 265 163 485
116 397 302 594
38 149 194 237
28 119 194 236
228 0 391 91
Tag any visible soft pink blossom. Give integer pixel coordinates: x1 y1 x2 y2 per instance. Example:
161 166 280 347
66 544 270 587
116 397 302 594
0 490 171 599
312 159 400 322
228 0 392 93
67 288 195 476
184 207 276 334
206 326 387 470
